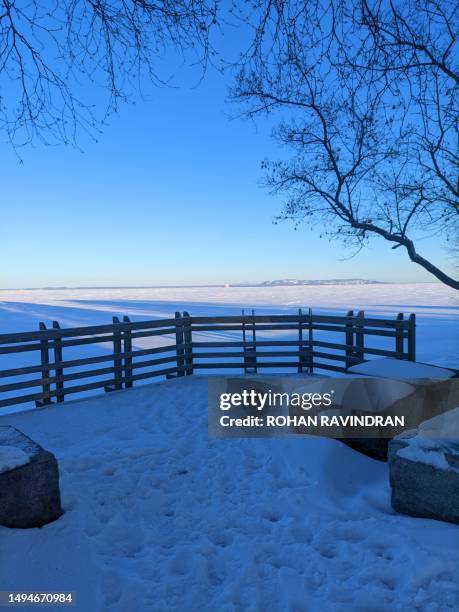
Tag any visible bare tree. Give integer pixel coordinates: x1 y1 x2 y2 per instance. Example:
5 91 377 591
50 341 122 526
232 0 459 289
0 0 217 149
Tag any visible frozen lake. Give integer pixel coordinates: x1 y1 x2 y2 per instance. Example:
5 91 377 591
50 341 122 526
1 283 458 368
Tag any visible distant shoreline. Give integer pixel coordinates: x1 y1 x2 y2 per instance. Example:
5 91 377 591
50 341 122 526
0 280 440 291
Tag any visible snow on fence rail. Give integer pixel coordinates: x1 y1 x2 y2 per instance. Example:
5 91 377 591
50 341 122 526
0 310 416 409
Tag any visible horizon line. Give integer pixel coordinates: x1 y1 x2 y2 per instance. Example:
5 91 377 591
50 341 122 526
0 279 440 291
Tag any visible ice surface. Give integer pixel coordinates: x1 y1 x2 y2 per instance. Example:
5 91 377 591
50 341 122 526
1 377 459 611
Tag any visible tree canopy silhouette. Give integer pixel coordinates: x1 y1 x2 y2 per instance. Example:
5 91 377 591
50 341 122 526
0 0 217 147
0 1 457 287
233 0 458 288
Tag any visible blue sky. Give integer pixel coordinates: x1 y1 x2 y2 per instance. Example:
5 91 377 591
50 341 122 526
0 53 452 288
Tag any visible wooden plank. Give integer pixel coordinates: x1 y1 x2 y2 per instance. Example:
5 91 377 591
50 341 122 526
174 312 185 377
242 309 257 374
182 311 194 375
355 311 365 363
190 323 302 333
345 310 354 370
0 343 180 378
311 351 350 363
1 393 52 409
250 310 258 374
189 322 399 336
0 366 118 392
395 313 404 359
0 342 42 355
311 340 407 359
0 317 179 344
37 322 52 407
191 340 303 348
127 355 178 370
193 361 305 370
52 321 64 402
0 315 408 347
123 316 133 389
129 327 178 340
109 317 123 392
187 314 410 328
123 365 184 385
310 314 410 328
408 314 416 361
298 308 304 373
308 308 313 373
311 361 348 373
189 315 304 325
0 312 411 346
192 350 302 359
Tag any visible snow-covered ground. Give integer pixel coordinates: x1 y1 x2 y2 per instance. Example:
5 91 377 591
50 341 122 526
1 377 458 611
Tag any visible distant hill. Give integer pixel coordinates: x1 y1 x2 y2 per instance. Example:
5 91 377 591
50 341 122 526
231 278 385 287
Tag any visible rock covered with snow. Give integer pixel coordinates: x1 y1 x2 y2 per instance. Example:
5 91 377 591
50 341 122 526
348 357 456 379
389 407 459 525
0 426 62 528
0 445 30 473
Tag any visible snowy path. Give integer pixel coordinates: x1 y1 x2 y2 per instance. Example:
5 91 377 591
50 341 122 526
1 377 458 611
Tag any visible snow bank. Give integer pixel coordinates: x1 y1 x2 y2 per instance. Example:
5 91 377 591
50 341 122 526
0 445 29 473
1 378 458 611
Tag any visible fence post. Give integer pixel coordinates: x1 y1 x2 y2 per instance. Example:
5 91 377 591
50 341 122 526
175 312 185 376
307 308 314 373
395 313 404 359
123 316 133 388
182 311 193 375
345 310 354 370
112 316 123 390
298 308 310 373
298 308 304 373
250 309 257 373
52 321 64 403
242 310 247 373
408 313 416 361
242 309 257 374
36 322 52 407
355 310 365 363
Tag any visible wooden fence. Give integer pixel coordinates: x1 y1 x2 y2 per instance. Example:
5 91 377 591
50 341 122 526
0 310 416 410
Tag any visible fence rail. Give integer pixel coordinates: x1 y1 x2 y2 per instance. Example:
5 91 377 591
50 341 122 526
0 310 416 409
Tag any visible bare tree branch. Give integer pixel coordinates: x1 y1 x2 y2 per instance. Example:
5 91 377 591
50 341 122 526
232 0 459 289
0 0 218 149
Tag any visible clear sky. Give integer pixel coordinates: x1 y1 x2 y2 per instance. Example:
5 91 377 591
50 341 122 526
0 48 453 289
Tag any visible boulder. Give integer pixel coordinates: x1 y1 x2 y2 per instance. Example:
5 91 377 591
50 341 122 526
0 426 62 528
343 438 389 461
389 408 459 524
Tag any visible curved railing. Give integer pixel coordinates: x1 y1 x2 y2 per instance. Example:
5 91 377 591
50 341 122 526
0 309 415 409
